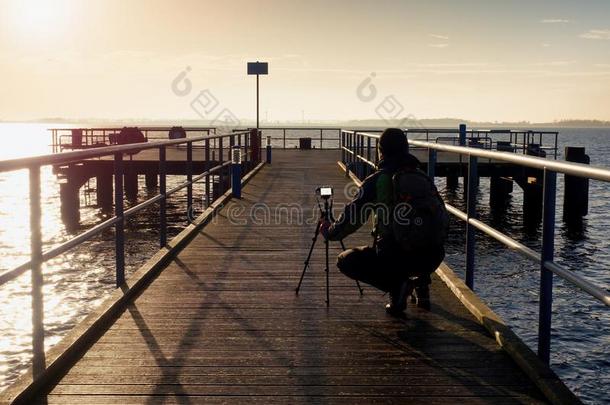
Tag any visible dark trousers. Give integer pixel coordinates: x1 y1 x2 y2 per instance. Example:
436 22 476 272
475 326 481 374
336 245 445 293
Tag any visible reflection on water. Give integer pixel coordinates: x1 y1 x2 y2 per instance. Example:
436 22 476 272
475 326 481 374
440 129 610 404
0 123 205 390
0 124 609 403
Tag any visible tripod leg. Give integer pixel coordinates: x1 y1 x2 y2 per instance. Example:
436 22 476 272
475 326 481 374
338 240 364 296
296 221 320 294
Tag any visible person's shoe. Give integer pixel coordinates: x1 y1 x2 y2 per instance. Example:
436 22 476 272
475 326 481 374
385 280 413 316
414 285 431 310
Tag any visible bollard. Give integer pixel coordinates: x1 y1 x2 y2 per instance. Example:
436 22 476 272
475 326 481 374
231 146 242 198
266 136 272 164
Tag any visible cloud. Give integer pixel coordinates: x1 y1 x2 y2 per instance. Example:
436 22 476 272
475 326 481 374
542 43 551 47
418 62 493 68
428 43 449 48
580 29 610 40
532 61 576 67
541 19 570 24
429 34 449 40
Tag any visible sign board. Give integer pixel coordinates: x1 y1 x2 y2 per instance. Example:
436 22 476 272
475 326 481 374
247 62 268 75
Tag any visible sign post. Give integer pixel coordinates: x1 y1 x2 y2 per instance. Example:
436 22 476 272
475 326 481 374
247 61 268 132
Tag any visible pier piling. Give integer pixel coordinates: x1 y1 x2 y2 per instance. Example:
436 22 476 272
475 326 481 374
124 172 138 200
563 147 590 228
490 176 513 209
59 182 80 230
145 173 158 189
446 175 459 189
522 180 543 227
96 173 113 212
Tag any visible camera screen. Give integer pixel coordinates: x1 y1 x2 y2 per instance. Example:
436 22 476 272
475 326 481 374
319 187 333 197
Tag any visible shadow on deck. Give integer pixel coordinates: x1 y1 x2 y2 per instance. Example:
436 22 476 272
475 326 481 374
32 150 546 404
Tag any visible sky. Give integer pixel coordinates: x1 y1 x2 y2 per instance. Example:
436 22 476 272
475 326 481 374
1 0 610 123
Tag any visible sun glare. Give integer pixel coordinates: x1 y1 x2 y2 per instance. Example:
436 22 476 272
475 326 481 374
7 0 74 39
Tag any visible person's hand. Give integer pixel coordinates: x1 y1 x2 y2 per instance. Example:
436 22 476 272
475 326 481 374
319 219 331 240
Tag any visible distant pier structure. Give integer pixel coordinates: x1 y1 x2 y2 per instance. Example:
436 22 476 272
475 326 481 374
50 125 589 231
50 126 255 229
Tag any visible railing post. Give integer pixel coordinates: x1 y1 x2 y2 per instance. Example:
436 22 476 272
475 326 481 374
266 136 272 164
320 128 323 149
341 131 345 164
366 137 372 177
283 129 286 149
231 146 242 198
29 166 46 376
159 146 167 247
465 155 478 289
375 138 379 166
459 123 467 146
358 135 364 180
219 137 224 193
350 132 355 168
428 148 436 179
113 153 125 285
187 141 193 220
205 139 211 207
238 133 244 166
538 169 557 364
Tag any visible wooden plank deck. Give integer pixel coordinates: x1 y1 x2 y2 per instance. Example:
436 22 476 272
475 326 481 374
36 150 546 404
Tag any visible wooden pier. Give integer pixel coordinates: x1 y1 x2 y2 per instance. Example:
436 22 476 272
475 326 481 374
3 150 578 404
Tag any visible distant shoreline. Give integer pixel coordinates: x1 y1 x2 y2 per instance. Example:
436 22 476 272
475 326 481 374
1 119 610 129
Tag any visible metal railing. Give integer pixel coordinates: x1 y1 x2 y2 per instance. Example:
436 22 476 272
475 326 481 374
340 129 609 366
0 128 260 384
50 127 218 153
229 126 559 156
404 128 559 159
234 127 345 149
0 130 259 288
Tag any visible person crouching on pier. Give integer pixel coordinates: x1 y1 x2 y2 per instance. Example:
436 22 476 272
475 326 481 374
319 128 448 316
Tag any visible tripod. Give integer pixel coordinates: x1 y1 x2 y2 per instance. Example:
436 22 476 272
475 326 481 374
295 194 363 307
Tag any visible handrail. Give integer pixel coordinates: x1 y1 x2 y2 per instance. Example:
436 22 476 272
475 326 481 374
341 128 559 158
3 131 250 173
0 127 261 389
348 131 609 181
340 127 609 366
50 127 218 153
0 130 259 287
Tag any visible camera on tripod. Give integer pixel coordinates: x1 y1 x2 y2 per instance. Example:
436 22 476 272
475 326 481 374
316 186 333 200
296 185 362 306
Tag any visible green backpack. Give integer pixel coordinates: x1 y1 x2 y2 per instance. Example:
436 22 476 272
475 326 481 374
390 168 449 253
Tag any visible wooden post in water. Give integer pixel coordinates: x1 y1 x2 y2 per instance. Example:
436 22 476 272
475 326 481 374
563 147 589 229
490 176 513 209
446 175 459 189
522 179 543 228
124 172 138 200
145 173 157 188
59 182 80 231
96 172 113 212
